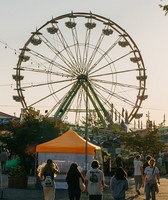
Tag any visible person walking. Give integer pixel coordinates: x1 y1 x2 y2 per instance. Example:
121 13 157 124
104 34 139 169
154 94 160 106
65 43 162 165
133 154 144 195
85 160 105 200
144 158 160 200
40 159 59 200
110 167 128 200
157 155 163 172
0 148 8 173
143 155 152 174
66 162 85 200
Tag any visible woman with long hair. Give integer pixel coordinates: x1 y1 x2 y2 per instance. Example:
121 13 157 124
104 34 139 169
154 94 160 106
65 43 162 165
66 163 85 200
40 159 59 200
110 167 128 200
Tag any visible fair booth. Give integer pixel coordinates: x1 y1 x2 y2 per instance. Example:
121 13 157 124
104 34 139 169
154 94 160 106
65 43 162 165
36 130 102 189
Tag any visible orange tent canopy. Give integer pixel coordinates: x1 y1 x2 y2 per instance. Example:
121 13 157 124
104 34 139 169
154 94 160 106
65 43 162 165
36 130 101 155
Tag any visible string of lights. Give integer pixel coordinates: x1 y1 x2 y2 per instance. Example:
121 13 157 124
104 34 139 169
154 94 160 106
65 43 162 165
0 39 19 55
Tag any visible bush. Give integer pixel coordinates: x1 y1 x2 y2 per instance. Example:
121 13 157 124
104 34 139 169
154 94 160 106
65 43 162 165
8 165 27 177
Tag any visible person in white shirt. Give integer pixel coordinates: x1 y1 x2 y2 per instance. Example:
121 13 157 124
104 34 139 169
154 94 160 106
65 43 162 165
85 160 105 200
144 158 160 200
133 154 144 195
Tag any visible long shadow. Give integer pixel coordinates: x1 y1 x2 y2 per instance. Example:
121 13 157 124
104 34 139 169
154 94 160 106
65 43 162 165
126 194 138 200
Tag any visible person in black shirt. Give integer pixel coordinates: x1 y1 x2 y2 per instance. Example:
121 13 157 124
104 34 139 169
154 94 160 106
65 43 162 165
66 163 85 200
143 155 152 174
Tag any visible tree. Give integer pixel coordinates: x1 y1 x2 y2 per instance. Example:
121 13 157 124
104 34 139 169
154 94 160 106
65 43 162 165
159 1 168 15
119 129 165 156
0 116 68 172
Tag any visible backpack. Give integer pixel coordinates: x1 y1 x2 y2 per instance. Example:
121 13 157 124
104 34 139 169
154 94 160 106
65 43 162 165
44 176 54 187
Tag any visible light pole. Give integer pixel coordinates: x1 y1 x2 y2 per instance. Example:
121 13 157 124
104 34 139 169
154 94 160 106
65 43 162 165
85 74 88 172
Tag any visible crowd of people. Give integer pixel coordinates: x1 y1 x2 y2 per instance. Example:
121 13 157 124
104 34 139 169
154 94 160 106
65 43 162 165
109 154 161 200
38 159 105 200
133 154 160 200
38 154 162 200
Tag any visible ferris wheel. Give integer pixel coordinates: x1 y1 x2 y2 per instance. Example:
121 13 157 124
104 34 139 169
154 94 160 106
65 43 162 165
13 12 147 127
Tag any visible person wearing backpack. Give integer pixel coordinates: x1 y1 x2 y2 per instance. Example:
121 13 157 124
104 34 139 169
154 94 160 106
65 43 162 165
40 159 59 200
85 160 105 200
110 167 128 200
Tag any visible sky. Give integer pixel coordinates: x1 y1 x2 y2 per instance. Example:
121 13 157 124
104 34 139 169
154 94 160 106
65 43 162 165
0 0 168 127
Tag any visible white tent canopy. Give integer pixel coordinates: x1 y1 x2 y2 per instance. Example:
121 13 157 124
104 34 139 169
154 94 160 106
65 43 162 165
36 130 102 189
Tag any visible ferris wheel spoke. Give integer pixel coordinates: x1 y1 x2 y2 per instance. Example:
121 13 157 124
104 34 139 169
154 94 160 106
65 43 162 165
27 51 71 76
85 18 116 71
88 37 121 73
69 18 83 67
82 17 99 67
97 94 121 118
91 78 140 90
39 34 78 73
54 24 81 73
21 78 75 90
29 81 75 107
92 82 136 107
86 33 104 70
83 29 92 66
90 68 138 78
89 51 132 76
87 35 104 71
28 49 73 75
20 66 73 79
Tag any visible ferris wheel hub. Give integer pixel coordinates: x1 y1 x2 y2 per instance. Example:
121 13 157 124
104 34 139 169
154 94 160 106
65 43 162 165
77 74 88 82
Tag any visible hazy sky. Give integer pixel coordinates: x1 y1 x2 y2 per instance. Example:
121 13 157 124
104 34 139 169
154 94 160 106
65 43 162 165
0 0 168 127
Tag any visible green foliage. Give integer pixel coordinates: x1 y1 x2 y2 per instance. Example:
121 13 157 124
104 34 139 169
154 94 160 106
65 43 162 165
111 123 121 134
119 129 164 155
0 116 68 168
8 165 27 177
81 111 104 131
101 148 110 163
159 3 168 15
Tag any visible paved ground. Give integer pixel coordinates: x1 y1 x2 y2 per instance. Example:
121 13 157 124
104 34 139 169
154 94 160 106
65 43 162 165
0 174 168 199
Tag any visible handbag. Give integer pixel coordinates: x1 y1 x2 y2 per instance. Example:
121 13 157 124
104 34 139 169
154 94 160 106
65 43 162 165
79 177 86 192
148 167 155 185
147 167 159 193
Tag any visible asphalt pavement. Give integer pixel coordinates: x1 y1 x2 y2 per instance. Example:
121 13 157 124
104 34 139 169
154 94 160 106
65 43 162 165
0 174 168 199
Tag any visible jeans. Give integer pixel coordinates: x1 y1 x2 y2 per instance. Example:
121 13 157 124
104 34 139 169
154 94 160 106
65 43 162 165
134 175 142 191
145 182 156 200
